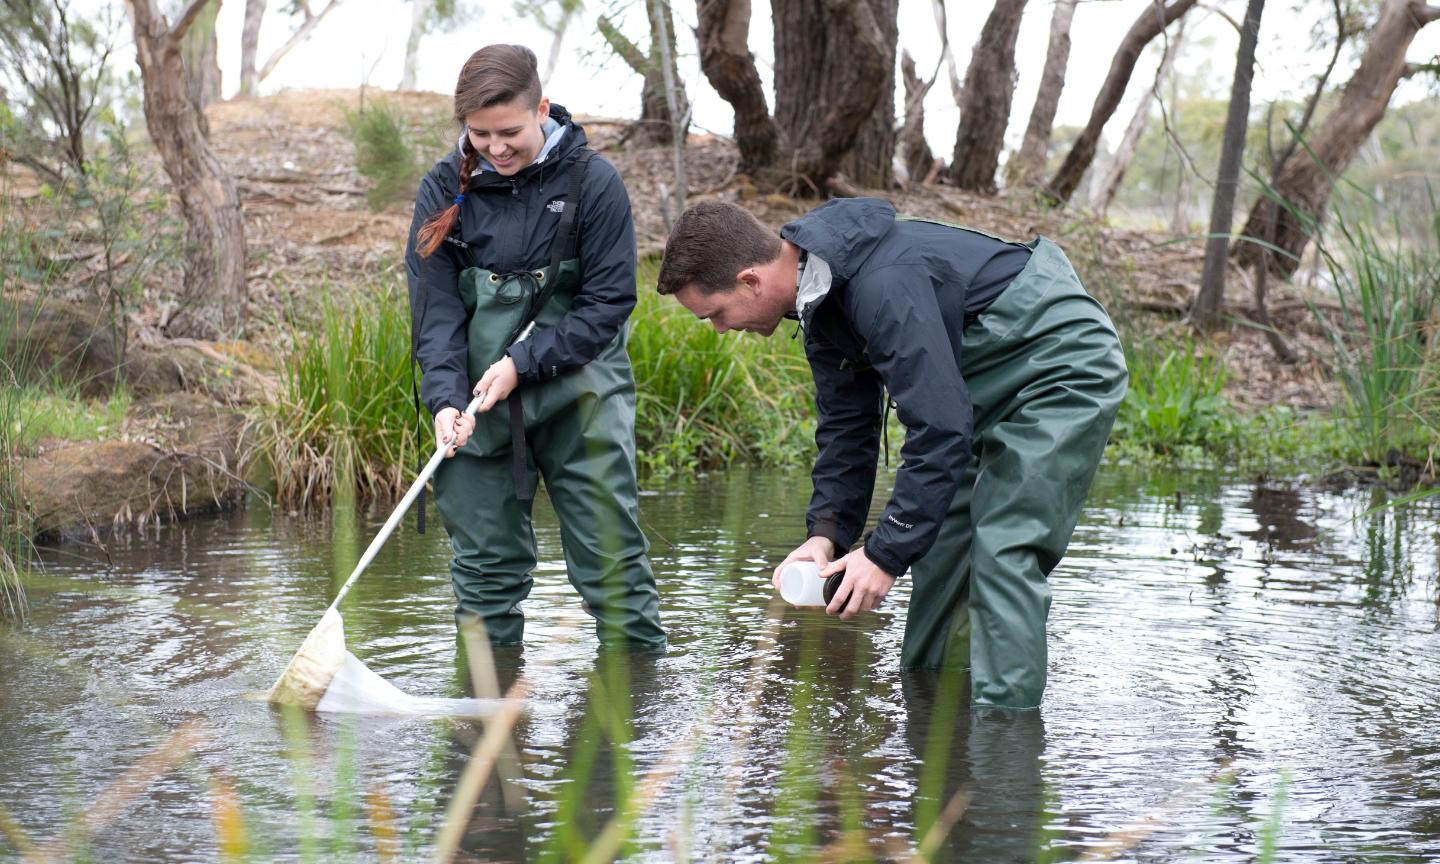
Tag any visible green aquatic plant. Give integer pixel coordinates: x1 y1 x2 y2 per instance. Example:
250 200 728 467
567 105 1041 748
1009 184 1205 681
1113 334 1233 456
1310 202 1439 468
258 279 418 508
0 371 25 621
629 262 816 477
1256 770 1292 863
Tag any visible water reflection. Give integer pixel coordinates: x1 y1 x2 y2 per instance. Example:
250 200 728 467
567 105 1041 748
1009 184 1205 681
2 466 1438 861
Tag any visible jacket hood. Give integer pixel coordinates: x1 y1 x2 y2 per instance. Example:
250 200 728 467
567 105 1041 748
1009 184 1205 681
779 198 896 283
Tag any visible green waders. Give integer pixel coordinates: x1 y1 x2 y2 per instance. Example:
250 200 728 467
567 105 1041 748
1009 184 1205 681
431 261 665 651
900 237 1126 708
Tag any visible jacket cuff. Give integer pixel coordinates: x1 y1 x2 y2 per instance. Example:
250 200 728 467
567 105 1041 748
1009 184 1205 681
863 532 905 579
506 344 541 383
429 399 466 418
809 517 851 555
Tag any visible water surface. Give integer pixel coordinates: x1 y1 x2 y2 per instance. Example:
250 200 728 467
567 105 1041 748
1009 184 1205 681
2 466 1439 861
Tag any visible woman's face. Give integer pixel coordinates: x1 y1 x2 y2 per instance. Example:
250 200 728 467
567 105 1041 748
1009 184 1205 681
464 97 550 176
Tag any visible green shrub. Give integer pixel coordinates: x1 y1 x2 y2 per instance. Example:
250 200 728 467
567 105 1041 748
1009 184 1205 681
344 99 422 212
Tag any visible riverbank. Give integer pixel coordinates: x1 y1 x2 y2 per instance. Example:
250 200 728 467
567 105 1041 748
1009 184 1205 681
4 89 1431 544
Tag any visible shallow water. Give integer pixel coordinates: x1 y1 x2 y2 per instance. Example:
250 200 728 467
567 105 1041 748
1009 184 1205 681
2 465 1439 861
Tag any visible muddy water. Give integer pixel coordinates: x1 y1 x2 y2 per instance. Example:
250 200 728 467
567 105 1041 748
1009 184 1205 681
2 466 1438 861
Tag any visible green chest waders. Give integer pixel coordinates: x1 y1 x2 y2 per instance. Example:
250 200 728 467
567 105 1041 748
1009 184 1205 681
887 227 1127 709
429 153 665 650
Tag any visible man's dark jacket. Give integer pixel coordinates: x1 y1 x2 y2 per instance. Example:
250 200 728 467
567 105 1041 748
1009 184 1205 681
405 105 638 417
783 198 1032 579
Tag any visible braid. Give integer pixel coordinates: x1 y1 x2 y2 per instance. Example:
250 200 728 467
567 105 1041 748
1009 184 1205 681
416 143 480 258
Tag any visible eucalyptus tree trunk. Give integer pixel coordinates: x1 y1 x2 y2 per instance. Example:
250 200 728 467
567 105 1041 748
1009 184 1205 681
1091 16 1187 216
1233 0 1440 277
401 0 428 91
598 0 690 147
699 0 887 195
697 0 779 177
773 0 893 192
949 0 1027 194
1045 0 1200 204
838 0 898 188
181 0 221 111
898 50 936 184
1010 0 1077 188
238 0 265 97
126 0 248 333
1192 0 1263 330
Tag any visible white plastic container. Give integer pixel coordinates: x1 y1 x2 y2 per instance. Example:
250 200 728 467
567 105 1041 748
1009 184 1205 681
778 560 828 606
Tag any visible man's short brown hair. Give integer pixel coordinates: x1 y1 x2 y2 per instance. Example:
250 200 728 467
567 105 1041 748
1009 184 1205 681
656 200 782 295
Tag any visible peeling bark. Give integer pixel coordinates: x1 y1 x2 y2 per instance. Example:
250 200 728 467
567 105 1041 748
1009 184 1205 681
950 0 1027 194
126 0 248 333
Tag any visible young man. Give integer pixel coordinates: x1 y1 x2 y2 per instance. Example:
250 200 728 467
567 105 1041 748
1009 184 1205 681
656 198 1127 709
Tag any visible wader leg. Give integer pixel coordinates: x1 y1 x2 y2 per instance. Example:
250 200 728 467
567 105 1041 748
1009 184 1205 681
531 389 666 650
903 238 1127 709
433 446 540 645
902 461 978 673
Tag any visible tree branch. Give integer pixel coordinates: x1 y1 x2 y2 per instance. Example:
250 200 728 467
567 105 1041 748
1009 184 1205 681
1418 4 1440 25
171 0 213 41
258 0 342 82
597 15 649 76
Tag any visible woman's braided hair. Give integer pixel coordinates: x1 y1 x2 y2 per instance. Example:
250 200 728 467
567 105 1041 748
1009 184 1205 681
415 45 541 257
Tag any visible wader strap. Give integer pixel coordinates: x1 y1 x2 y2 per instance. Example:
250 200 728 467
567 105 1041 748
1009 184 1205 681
413 376 427 534
508 391 528 498
522 149 593 338
506 148 595 502
411 252 446 534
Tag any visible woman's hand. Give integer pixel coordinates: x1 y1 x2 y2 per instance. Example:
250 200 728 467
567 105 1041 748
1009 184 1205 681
772 535 838 590
474 356 519 412
433 407 474 458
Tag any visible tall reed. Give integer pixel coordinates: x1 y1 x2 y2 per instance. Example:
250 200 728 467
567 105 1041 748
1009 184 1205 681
260 279 418 508
0 189 42 622
1310 203 1439 466
628 264 816 476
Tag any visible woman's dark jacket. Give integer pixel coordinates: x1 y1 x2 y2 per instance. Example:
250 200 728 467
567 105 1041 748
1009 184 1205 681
404 105 637 417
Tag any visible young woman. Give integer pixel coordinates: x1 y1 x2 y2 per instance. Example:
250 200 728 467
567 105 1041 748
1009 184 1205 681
405 44 664 651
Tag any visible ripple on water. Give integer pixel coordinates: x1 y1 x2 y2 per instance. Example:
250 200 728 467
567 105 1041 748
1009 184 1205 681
4 469 1439 861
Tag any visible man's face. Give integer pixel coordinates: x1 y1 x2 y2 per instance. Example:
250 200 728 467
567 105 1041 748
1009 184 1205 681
672 271 789 336
464 97 549 176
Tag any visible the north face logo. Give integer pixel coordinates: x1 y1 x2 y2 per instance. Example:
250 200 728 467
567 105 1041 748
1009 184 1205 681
547 200 565 214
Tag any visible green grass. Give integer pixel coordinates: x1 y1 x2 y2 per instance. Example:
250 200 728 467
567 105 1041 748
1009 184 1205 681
1113 333 1235 458
629 260 816 477
8 385 131 451
257 278 418 509
1310 204 1439 467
